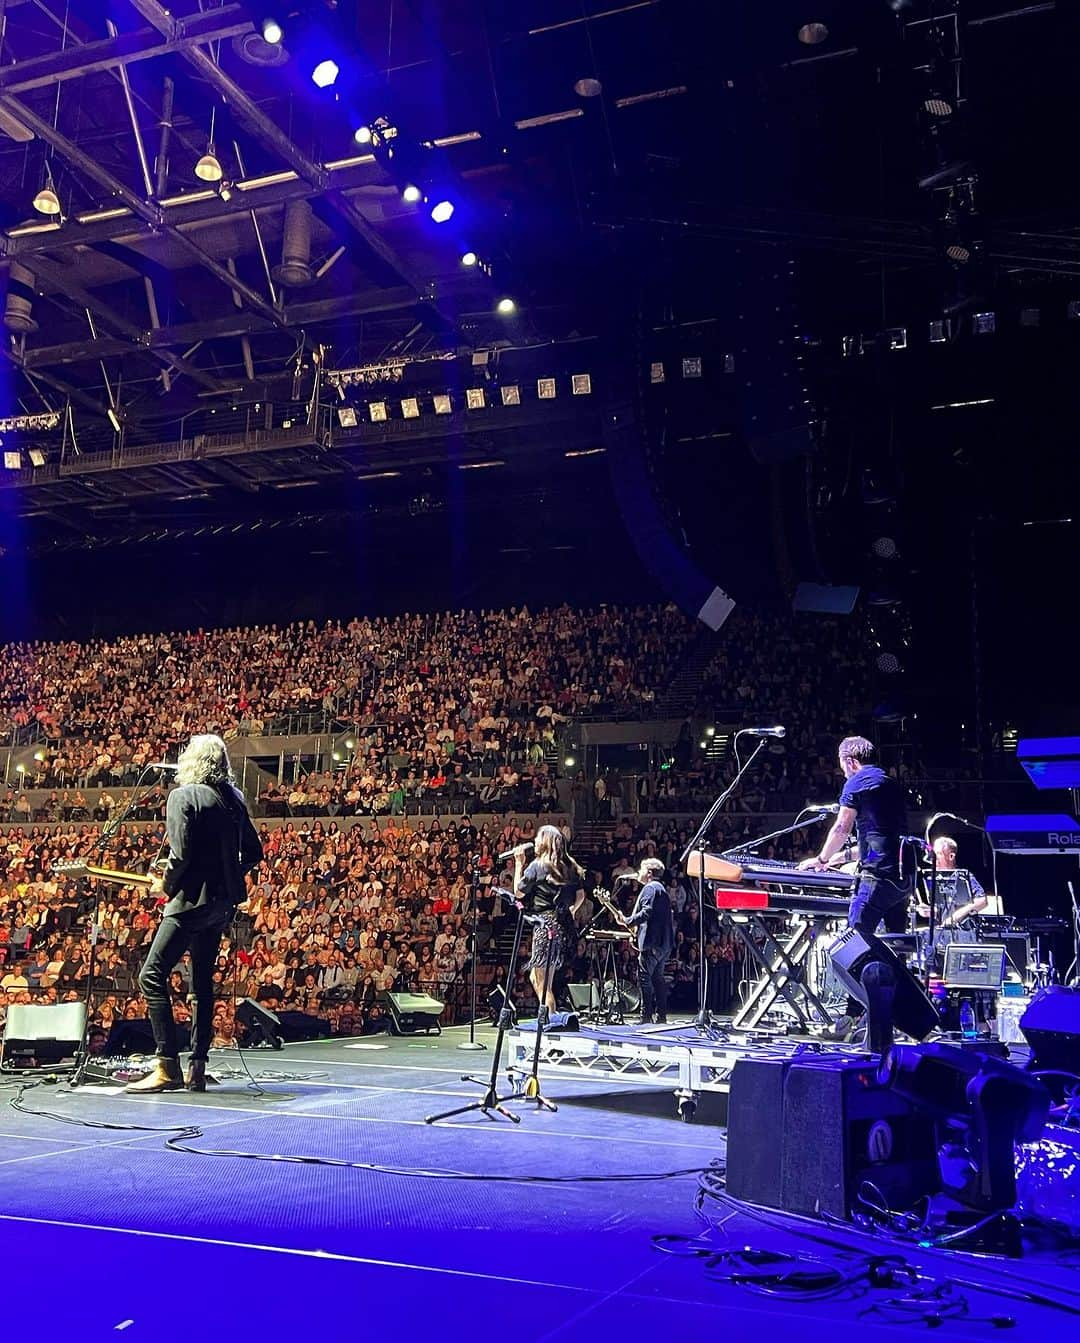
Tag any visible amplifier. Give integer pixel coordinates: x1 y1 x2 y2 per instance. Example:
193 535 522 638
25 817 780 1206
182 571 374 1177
726 1055 940 1219
381 991 444 1036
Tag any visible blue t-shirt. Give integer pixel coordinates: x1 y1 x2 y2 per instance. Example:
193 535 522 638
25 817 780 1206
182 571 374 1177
839 765 906 878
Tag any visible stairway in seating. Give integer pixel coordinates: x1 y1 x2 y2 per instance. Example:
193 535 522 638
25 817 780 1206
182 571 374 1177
655 628 725 718
571 821 616 869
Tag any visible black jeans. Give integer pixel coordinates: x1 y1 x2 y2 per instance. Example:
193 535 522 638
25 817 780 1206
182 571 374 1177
845 873 910 1038
638 946 669 1019
138 916 225 1061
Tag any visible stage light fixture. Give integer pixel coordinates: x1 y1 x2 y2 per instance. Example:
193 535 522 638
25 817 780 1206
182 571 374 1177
1020 307 1040 328
401 397 420 418
369 402 387 422
466 388 486 409
261 17 283 44
537 378 556 399
924 96 953 118
886 328 907 351
354 125 372 145
430 199 455 223
402 184 422 204
876 652 901 675
650 362 665 384
106 407 122 433
574 77 603 98
311 59 340 89
973 311 996 335
798 22 829 45
32 183 61 216
500 385 520 406
929 319 950 343
564 756 575 768
496 297 516 315
433 394 452 415
1068 301 1080 321
28 448 46 467
945 241 971 264
572 373 592 395
3 451 21 470
337 407 358 427
195 145 223 183
682 356 702 378
461 251 478 267
872 536 898 559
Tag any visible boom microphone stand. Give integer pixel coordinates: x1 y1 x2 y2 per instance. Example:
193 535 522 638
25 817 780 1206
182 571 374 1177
679 734 766 1036
457 854 487 1052
70 764 169 1088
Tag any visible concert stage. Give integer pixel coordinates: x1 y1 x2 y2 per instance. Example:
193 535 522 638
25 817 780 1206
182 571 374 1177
1 1025 1074 1339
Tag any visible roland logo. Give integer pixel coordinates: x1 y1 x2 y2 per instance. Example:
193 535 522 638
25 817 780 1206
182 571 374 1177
1049 832 1080 846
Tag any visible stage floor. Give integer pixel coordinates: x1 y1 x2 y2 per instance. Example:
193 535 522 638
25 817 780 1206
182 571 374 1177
2 1022 1076 1340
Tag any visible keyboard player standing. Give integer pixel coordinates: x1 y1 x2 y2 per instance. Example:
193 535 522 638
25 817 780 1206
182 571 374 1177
799 735 910 1050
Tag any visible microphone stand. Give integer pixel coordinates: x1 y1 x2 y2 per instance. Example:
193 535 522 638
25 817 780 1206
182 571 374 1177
679 735 766 1036
458 853 487 1051
737 808 835 853
69 765 169 1087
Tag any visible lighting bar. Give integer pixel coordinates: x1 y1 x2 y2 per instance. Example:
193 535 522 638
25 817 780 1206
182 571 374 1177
514 109 584 130
614 86 688 108
0 412 61 432
458 460 505 470
565 448 606 458
355 470 401 480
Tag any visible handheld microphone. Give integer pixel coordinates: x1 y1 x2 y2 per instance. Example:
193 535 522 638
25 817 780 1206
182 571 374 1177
497 841 534 863
147 762 178 772
742 725 786 739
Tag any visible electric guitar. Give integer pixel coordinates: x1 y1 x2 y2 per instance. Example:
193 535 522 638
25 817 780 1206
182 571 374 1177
592 886 630 929
53 859 156 888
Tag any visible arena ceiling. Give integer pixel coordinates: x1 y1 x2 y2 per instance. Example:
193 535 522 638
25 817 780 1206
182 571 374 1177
0 0 1078 549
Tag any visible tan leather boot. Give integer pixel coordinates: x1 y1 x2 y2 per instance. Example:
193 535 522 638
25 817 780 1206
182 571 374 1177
124 1057 183 1094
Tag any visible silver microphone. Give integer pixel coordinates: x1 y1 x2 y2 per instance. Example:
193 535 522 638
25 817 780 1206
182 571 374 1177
810 803 840 814
742 726 786 738
147 762 179 771
497 841 534 863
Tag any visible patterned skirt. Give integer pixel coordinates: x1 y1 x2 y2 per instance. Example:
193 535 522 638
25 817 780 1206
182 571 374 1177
526 913 572 973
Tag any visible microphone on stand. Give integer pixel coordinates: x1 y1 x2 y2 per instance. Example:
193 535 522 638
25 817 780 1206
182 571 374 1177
147 762 179 772
741 725 786 738
809 803 840 814
497 841 534 863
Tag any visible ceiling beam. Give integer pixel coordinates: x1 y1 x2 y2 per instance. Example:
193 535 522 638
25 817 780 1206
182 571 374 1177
22 285 421 367
0 10 254 96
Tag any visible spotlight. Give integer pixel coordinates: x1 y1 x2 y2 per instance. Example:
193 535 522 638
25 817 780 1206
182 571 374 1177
682 356 702 378
872 536 898 559
876 652 901 675
929 318 950 343
195 146 223 183
945 242 971 264
433 394 452 415
311 59 340 89
401 184 422 204
973 311 996 335
369 402 387 422
461 250 478 267
650 362 665 384
571 374 592 395
573 77 603 98
500 385 520 406
564 756 576 768
466 388 486 409
353 125 372 146
344 739 355 750
797 22 829 45
261 16 283 45
537 378 556 399
28 448 46 467
430 199 455 224
496 297 516 315
1020 307 1040 328
924 96 953 118
336 407 358 428
106 407 122 433
401 397 420 418
3 451 21 470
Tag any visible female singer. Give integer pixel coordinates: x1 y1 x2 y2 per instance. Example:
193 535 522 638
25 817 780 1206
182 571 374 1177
512 824 586 1013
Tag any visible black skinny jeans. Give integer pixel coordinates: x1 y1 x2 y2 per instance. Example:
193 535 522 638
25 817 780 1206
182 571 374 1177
638 946 669 1019
138 915 225 1061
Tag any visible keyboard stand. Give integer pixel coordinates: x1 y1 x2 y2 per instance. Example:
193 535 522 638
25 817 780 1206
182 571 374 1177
730 913 836 1032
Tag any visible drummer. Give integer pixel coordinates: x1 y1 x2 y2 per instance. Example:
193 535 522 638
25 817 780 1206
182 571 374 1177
917 836 989 929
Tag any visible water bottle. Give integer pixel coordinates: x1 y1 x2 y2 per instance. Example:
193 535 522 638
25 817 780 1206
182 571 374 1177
960 998 977 1040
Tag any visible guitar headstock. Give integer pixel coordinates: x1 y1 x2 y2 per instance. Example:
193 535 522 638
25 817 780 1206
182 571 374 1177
54 860 89 878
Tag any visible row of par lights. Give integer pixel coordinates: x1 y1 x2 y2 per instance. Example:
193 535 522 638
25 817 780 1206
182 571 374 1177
336 374 593 424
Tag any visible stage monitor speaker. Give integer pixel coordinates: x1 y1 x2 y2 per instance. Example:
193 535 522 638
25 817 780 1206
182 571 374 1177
104 1016 171 1057
236 997 284 1049
831 927 939 1041
381 991 444 1036
1 1001 85 1069
780 1057 940 1218
567 983 596 1012
726 1056 793 1208
1021 986 1080 1076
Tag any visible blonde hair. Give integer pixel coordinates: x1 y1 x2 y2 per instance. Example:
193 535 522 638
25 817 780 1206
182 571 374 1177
176 734 235 788
533 824 585 885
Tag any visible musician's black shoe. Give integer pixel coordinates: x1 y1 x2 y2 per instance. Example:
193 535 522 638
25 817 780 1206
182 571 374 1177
638 1014 654 1025
655 1015 668 1024
185 1059 217 1092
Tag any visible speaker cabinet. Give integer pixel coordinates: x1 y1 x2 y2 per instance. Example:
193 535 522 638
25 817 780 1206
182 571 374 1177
1 1001 86 1069
726 1054 939 1219
831 926 939 1041
1021 986 1080 1076
381 991 444 1036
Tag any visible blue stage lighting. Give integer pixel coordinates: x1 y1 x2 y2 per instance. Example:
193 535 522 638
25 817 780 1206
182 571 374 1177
402 184 422 204
261 17 283 45
461 251 478 267
430 199 454 224
311 59 340 89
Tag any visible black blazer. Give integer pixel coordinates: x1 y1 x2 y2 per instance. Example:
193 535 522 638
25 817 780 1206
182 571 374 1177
626 880 674 955
161 782 263 927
